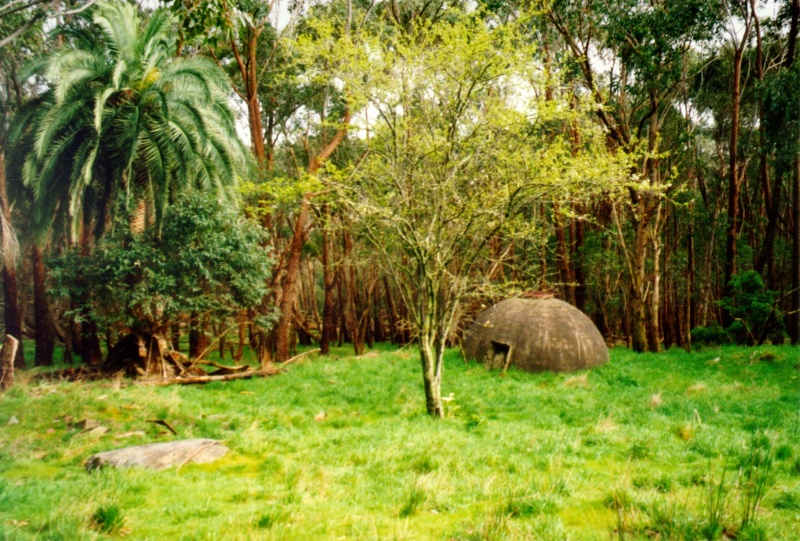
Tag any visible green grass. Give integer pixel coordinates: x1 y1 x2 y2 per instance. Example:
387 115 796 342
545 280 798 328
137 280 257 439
1 343 800 540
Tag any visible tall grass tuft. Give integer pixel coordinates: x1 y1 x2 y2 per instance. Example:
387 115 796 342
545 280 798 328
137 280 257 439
91 504 125 534
739 432 774 530
702 460 733 540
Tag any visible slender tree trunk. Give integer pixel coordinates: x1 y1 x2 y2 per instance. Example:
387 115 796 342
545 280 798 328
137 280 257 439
274 198 311 361
320 209 337 355
647 216 663 352
372 271 386 343
630 222 649 353
0 335 19 391
419 321 444 418
793 158 800 344
573 209 586 312
384 276 399 344
687 203 695 349
553 204 575 304
32 245 54 366
0 151 24 369
790 0 800 343
723 40 746 325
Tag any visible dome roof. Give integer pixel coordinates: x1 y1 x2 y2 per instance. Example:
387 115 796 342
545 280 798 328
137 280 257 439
463 298 608 373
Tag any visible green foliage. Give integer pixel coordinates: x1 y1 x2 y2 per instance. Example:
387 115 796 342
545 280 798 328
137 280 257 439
7 1 250 243
717 271 784 345
48 194 274 335
691 323 732 347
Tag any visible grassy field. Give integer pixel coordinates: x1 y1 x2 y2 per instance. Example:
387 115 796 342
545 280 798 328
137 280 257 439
1 343 799 540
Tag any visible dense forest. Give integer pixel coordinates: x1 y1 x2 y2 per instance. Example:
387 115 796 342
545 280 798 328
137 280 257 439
1 0 799 413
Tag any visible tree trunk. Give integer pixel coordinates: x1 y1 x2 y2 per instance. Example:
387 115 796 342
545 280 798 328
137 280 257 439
573 209 586 312
273 110 352 362
0 335 19 391
320 211 337 355
189 313 210 359
791 0 800 344
0 151 24 369
384 276 399 344
32 245 54 366
419 329 444 418
274 198 311 362
630 210 650 353
723 41 746 325
687 205 695 350
553 204 575 304
793 157 800 344
340 231 363 355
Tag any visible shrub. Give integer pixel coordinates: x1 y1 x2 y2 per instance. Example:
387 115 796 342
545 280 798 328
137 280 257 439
691 323 732 347
49 194 276 337
717 271 784 345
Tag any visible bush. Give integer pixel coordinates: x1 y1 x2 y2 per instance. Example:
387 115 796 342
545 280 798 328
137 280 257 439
691 323 731 347
718 271 785 345
49 194 276 337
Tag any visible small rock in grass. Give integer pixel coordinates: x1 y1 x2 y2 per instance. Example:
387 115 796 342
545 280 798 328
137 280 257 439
86 426 109 437
76 419 100 430
7 416 19 425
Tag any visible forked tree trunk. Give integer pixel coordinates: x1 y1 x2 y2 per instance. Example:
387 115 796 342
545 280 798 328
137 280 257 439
419 331 444 418
273 110 352 361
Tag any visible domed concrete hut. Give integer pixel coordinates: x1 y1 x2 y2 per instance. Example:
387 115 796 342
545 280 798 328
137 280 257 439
463 297 608 372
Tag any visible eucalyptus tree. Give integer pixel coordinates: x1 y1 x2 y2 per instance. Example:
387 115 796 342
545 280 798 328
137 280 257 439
542 0 723 351
315 10 628 416
8 1 249 363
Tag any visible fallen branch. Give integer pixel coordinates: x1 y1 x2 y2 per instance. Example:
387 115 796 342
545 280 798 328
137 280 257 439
282 348 320 367
146 419 178 435
135 367 282 387
197 360 251 375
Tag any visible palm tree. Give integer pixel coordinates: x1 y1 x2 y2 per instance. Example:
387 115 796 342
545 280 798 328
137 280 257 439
9 1 249 244
7 1 250 365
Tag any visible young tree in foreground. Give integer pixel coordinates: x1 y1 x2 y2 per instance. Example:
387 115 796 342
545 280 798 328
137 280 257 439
328 12 629 416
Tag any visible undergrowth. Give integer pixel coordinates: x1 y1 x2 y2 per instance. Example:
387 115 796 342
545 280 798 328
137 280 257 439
1 343 799 540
